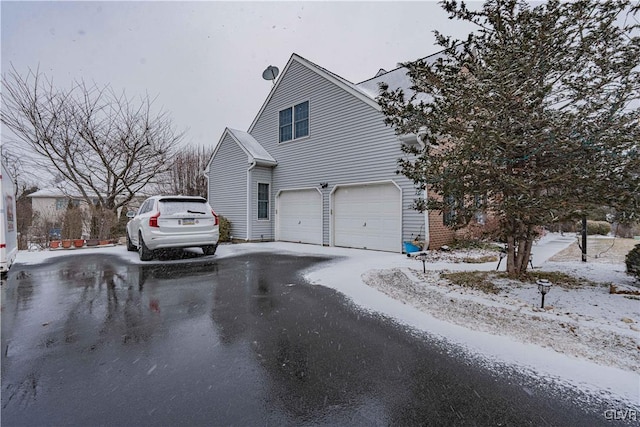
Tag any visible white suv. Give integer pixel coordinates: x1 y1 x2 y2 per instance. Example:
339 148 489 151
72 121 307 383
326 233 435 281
126 195 220 261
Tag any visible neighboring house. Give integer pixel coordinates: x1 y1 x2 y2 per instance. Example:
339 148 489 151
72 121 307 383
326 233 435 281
28 187 143 238
28 187 91 238
207 52 455 252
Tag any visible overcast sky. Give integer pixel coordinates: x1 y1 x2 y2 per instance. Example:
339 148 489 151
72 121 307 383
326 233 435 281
1 0 478 151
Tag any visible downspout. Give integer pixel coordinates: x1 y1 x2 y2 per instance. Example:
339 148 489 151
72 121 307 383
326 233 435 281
423 187 430 250
417 128 430 250
247 159 257 241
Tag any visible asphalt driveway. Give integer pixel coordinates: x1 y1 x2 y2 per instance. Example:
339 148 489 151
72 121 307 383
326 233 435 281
0 251 626 426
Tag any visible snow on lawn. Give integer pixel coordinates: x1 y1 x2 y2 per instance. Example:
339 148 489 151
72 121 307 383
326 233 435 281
364 267 638 370
9 234 640 409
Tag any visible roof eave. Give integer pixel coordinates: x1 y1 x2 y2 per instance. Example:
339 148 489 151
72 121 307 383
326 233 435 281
252 158 278 168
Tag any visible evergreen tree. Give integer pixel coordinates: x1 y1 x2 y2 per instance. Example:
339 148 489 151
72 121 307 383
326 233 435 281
379 0 640 276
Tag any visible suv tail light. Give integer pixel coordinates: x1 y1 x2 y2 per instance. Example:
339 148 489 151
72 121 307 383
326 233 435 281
149 212 160 228
212 210 219 226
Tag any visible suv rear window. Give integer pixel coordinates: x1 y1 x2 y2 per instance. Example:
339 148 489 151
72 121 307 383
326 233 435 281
158 199 209 215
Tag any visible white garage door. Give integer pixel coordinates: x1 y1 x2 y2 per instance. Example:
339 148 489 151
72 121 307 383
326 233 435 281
333 182 401 252
277 189 322 245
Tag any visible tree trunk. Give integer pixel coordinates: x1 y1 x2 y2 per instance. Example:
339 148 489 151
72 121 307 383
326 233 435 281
506 235 535 276
506 236 516 274
518 238 534 275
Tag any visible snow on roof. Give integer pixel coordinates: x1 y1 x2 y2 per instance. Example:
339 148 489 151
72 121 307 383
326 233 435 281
227 128 277 166
28 186 84 199
356 50 448 103
357 66 419 100
27 183 135 200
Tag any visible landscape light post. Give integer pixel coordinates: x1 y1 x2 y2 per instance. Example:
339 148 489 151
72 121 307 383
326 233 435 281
414 253 428 273
537 279 552 308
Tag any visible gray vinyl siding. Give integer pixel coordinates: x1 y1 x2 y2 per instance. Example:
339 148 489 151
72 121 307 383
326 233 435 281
248 166 273 240
208 134 248 240
250 59 424 247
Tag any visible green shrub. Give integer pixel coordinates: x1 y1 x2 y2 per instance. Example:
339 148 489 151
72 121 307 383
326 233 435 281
218 215 231 242
626 244 640 281
577 220 611 236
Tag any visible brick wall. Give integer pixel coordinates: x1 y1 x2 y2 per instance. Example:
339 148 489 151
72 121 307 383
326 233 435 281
427 211 456 249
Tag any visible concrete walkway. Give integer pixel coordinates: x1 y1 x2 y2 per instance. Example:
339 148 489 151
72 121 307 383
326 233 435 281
530 233 577 266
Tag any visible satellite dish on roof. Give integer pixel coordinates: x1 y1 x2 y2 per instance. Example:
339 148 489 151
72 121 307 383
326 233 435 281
262 65 279 85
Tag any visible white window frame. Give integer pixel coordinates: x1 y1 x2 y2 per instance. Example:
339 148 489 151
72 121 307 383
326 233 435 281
278 100 309 143
257 182 270 221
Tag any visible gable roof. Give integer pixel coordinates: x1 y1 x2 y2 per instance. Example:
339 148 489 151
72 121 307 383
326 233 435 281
356 49 448 104
210 127 277 168
246 51 450 134
248 53 381 133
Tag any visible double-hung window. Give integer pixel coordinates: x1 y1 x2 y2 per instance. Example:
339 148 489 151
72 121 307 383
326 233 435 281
279 101 309 142
257 183 269 220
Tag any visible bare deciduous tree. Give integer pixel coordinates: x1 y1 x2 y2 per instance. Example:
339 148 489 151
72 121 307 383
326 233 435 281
1 65 184 214
153 144 213 198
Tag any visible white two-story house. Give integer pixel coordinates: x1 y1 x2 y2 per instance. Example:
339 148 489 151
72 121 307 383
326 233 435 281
206 52 454 252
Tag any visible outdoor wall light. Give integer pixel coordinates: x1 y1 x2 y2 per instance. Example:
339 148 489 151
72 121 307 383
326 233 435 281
319 182 328 189
537 279 552 308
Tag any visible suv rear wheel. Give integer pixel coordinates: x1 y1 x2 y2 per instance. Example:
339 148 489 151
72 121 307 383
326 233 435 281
138 232 154 261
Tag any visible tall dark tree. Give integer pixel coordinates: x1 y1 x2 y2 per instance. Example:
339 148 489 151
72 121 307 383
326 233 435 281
379 0 640 276
1 66 183 214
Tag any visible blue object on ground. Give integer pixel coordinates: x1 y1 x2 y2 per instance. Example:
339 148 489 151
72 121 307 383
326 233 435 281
403 241 420 253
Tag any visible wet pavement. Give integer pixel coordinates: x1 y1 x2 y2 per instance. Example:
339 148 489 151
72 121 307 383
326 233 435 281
1 251 627 426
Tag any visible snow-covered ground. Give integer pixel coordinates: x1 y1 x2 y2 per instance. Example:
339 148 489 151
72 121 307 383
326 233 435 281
8 233 640 410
